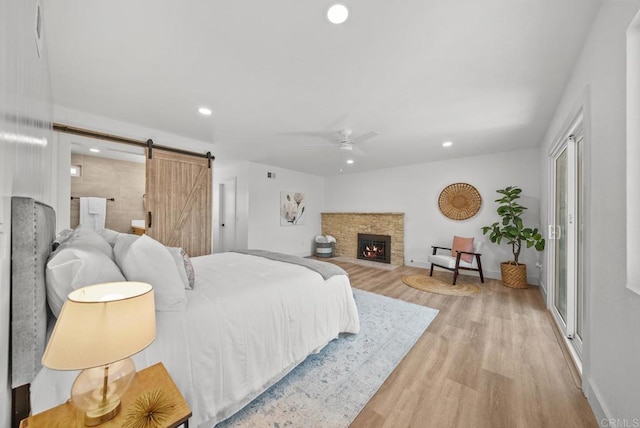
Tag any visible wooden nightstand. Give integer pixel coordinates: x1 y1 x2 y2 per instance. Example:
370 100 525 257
20 363 191 428
131 226 145 236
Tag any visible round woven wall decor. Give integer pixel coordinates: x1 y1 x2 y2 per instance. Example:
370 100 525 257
438 183 482 220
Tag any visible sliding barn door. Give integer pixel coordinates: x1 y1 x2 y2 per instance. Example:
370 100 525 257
145 148 212 256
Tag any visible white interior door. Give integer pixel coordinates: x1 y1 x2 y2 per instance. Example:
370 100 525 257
219 178 237 252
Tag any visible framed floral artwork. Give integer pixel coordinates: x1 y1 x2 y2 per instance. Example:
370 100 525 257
280 191 305 226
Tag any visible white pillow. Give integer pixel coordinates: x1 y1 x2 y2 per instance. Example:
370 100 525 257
55 225 114 259
114 234 187 311
98 228 121 247
114 232 139 248
46 248 126 317
167 247 195 290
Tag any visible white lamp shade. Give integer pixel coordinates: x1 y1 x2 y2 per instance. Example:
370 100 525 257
42 282 156 370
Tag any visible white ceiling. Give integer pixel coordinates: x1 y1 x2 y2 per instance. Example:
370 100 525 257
43 0 602 176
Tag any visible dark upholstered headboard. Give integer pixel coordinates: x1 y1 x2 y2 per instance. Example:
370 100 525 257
10 197 55 389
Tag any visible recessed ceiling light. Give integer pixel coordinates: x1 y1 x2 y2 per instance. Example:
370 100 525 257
327 4 349 24
346 159 354 164
198 107 212 116
89 148 100 153
442 141 453 147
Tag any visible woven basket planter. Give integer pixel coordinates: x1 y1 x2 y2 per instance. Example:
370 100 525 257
500 262 528 289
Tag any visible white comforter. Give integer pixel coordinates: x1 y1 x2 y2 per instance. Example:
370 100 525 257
31 252 360 427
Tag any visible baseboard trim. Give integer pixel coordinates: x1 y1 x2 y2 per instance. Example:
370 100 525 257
539 281 547 302
546 310 583 390
401 263 541 285
405 260 430 269
586 380 609 424
484 269 502 280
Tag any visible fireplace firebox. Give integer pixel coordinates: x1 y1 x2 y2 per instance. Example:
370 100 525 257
357 233 391 264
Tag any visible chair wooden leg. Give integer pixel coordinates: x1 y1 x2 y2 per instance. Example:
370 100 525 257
429 263 434 277
453 253 462 285
476 255 485 283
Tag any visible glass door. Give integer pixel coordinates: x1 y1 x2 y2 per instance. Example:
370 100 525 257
576 137 584 347
551 132 584 358
554 148 569 324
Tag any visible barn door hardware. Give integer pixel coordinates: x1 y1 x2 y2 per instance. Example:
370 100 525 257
147 139 154 159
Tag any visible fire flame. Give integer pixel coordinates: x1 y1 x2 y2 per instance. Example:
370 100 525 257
363 245 383 259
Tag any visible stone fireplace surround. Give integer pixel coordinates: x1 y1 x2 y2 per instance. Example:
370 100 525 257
321 212 404 266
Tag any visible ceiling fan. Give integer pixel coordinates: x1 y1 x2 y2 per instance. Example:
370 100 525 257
304 129 380 156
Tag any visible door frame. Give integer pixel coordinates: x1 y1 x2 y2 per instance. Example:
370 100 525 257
218 177 237 252
546 105 588 375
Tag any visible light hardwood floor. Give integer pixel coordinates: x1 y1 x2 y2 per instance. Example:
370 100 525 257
325 260 597 428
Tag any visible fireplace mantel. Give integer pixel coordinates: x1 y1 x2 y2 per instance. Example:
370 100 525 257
322 212 404 216
321 212 404 266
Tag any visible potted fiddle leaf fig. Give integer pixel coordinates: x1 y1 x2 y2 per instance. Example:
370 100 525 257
481 186 545 288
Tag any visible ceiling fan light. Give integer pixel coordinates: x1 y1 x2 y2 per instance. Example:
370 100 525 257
327 4 349 24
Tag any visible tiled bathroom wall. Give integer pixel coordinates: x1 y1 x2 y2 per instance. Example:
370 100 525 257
70 154 146 233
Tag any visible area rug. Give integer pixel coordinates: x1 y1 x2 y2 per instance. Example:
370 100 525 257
217 288 438 427
330 256 398 270
402 274 481 296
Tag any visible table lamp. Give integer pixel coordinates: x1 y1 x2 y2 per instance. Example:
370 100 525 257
42 282 156 426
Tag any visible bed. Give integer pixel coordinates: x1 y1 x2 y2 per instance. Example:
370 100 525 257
10 197 360 427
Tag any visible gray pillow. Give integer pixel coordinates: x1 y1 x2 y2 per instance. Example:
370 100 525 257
52 229 73 250
168 247 195 290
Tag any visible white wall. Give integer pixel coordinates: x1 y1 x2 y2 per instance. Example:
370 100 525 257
0 0 55 425
627 11 640 295
325 148 543 283
55 134 71 231
213 161 325 256
246 163 324 256
539 0 640 421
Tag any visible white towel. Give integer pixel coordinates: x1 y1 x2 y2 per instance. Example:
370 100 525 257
88 197 102 214
79 197 106 231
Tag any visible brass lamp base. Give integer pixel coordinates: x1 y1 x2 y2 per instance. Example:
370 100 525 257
84 400 121 426
70 359 136 426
